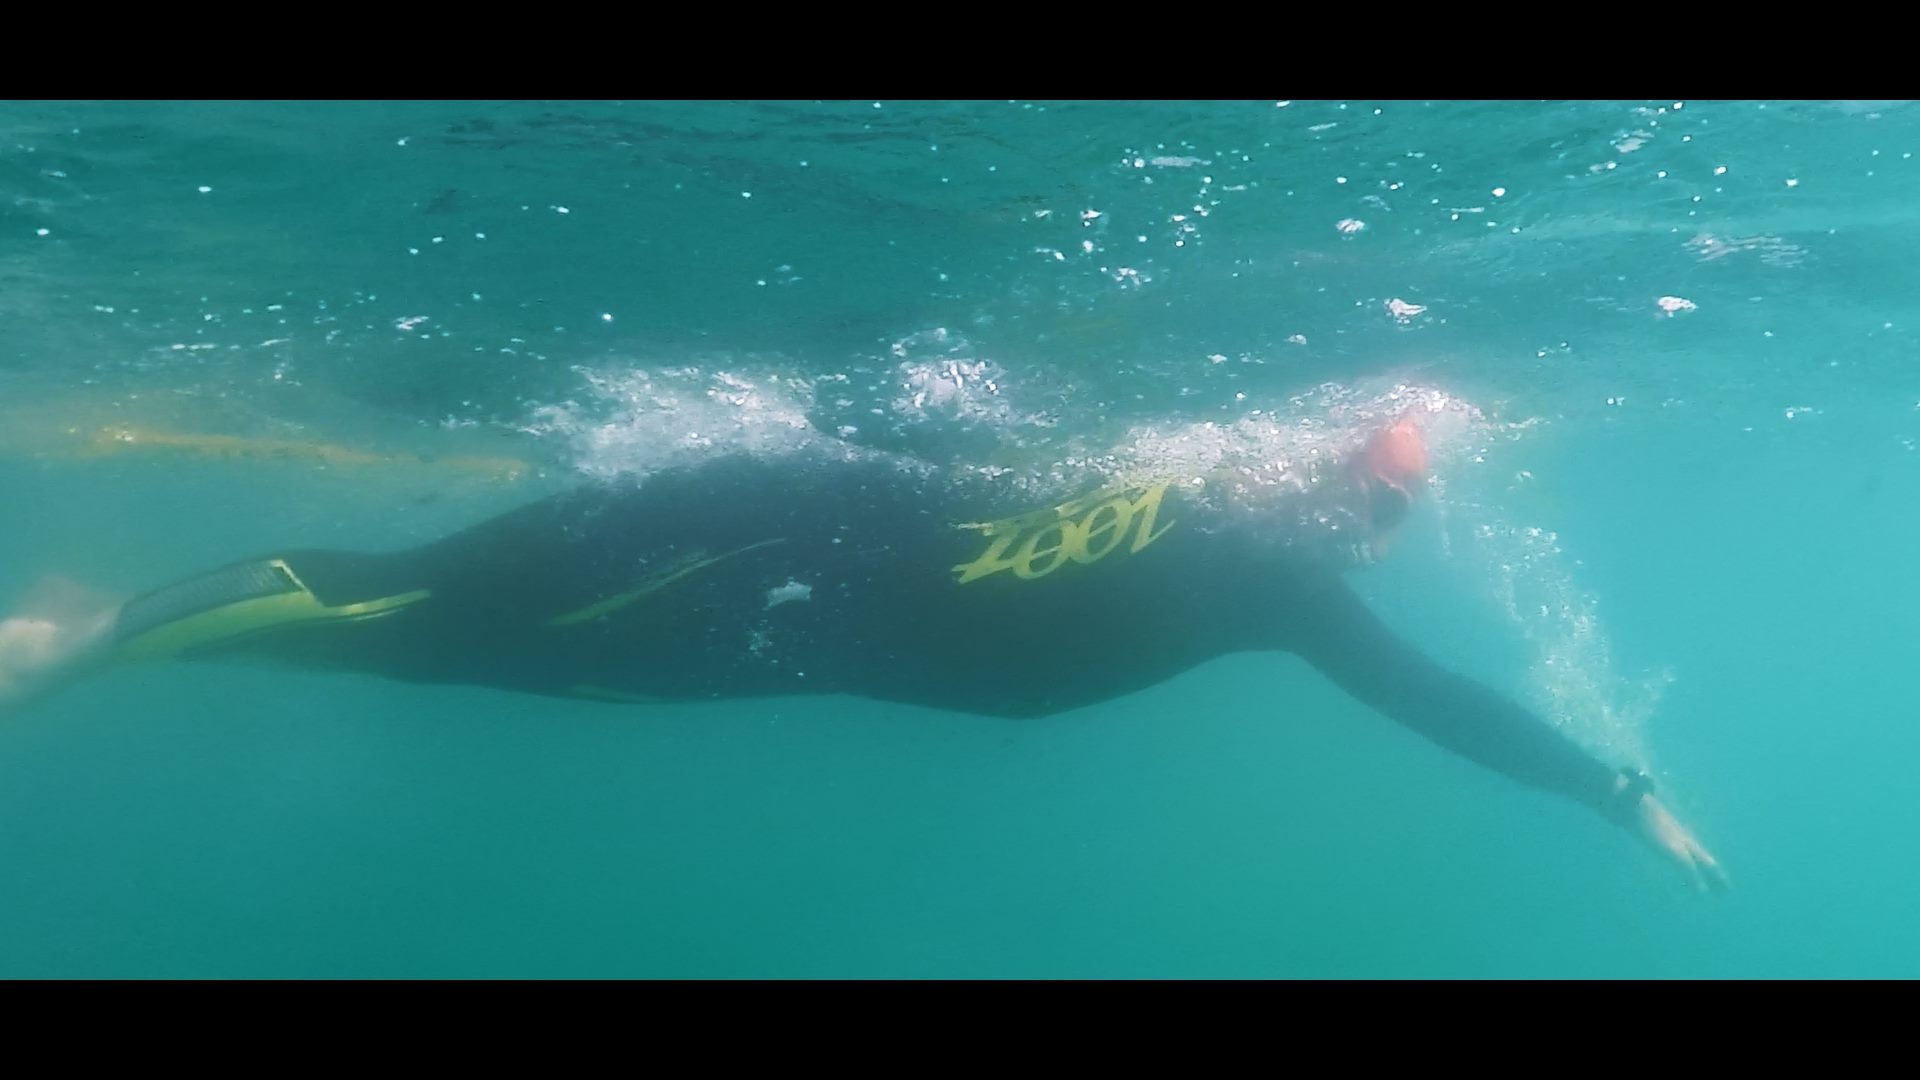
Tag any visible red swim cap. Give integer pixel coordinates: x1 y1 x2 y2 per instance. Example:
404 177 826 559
1360 415 1429 495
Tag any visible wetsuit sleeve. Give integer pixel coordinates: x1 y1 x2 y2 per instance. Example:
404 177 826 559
1284 580 1621 816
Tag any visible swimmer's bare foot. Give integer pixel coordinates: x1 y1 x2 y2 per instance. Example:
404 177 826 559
0 580 121 713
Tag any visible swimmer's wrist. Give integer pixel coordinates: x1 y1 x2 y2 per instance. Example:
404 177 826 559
1604 766 1655 827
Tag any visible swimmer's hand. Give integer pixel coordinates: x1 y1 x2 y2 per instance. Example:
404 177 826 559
1624 792 1730 894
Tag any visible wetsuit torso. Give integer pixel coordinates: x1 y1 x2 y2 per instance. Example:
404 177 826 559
261 456 1301 716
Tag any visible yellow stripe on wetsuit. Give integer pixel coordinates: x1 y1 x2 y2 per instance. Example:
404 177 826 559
543 538 785 629
114 558 430 661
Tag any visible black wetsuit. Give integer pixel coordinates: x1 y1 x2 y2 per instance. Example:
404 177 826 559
109 454 1628 818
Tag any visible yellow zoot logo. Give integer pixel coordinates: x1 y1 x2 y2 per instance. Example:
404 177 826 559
952 483 1177 584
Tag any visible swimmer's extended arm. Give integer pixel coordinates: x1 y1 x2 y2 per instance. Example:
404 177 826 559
1287 581 1728 892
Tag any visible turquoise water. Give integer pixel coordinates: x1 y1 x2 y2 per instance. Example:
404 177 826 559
3 100 1916 977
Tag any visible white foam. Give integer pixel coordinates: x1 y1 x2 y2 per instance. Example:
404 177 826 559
764 580 813 608
523 363 829 483
1448 514 1662 767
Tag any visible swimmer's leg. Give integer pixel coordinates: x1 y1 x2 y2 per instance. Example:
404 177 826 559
2 498 617 714
0 548 464 715
2 485 713 714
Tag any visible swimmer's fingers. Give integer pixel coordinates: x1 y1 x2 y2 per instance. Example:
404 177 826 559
1683 835 1731 895
1637 795 1730 895
1666 831 1730 894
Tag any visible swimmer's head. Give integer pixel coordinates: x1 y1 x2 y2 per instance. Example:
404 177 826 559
1352 414 1429 536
